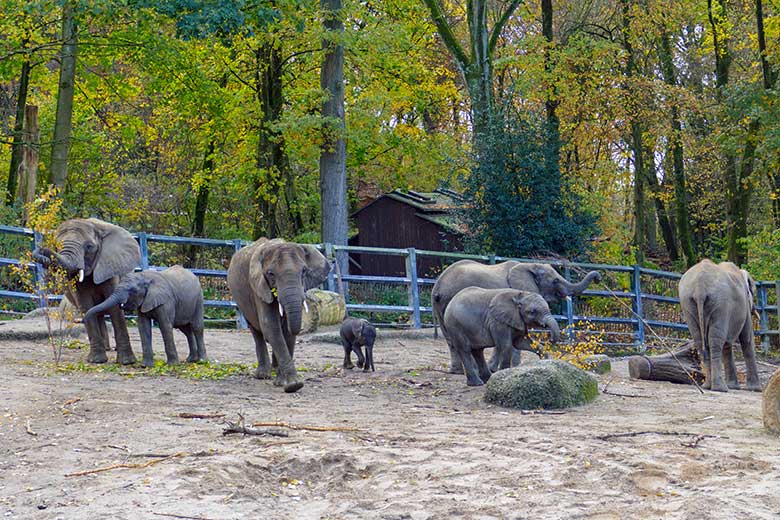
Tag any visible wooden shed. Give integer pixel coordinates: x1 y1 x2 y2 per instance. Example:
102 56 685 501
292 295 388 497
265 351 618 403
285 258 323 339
349 189 465 277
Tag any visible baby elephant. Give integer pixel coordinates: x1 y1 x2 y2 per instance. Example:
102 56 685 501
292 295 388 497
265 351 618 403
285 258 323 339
444 287 561 386
339 317 376 371
84 266 206 367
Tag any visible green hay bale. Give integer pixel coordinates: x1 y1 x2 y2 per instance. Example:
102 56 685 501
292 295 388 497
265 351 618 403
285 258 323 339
485 359 599 410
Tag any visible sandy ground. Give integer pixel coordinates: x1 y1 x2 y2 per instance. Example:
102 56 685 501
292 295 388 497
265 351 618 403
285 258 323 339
1 325 779 520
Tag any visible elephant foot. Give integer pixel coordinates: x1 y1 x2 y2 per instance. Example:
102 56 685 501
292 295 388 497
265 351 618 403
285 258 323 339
255 367 272 380
466 377 485 387
343 363 354 370
727 381 741 390
116 350 137 365
357 360 365 369
142 357 155 368
710 382 728 393
283 380 304 393
166 356 180 365
746 381 763 392
87 349 108 364
448 365 464 375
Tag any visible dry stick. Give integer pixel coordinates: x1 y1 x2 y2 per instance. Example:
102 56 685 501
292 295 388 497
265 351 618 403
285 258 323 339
570 264 704 394
222 424 288 437
251 421 361 432
65 452 185 477
152 513 217 520
596 431 718 441
178 412 225 419
520 410 566 415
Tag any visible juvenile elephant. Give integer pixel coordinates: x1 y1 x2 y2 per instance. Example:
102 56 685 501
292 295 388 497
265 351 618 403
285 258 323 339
678 259 762 392
339 317 376 371
227 239 330 393
444 287 561 386
83 266 206 368
32 218 141 365
433 260 600 373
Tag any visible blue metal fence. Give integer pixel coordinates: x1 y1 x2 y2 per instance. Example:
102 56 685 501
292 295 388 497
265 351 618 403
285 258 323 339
1 224 778 352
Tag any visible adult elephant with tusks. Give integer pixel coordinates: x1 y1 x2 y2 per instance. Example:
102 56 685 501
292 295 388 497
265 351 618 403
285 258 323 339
432 260 601 373
227 238 331 393
32 218 141 365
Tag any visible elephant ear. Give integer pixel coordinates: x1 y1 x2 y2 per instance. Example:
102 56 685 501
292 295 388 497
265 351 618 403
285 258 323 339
139 277 167 313
301 244 331 291
507 263 541 292
90 219 141 285
249 243 275 304
488 291 526 331
351 318 365 339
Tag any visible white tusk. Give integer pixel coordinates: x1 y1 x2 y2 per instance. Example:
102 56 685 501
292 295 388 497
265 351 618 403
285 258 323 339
78 269 84 283
565 295 572 303
278 304 284 317
303 300 309 313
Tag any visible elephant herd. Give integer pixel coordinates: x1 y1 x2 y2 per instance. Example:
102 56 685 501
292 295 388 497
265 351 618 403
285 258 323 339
31 217 765 394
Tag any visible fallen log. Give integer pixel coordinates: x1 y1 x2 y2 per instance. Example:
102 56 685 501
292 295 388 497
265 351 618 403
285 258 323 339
763 367 780 435
628 342 704 386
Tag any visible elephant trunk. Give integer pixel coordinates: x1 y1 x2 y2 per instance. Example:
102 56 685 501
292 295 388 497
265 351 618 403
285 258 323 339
278 283 304 336
560 270 601 297
543 315 561 343
84 292 127 321
51 240 86 281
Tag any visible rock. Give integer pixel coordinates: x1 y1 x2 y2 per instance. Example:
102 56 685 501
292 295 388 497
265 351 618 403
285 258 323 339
583 354 611 374
300 289 346 334
763 367 780 435
22 297 79 322
485 359 599 410
0 316 84 341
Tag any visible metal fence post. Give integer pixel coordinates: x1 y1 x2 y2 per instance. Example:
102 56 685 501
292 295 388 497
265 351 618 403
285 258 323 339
232 239 248 330
632 265 645 352
406 248 421 328
758 284 769 354
137 232 149 270
325 242 336 293
564 264 575 343
488 254 496 265
31 231 45 308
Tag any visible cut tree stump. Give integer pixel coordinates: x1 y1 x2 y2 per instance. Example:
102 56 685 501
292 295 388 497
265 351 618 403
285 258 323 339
628 342 704 385
763 367 780 435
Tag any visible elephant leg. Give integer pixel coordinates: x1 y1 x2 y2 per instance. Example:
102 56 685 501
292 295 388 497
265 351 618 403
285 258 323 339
250 326 272 379
194 325 207 362
181 325 199 363
83 315 108 364
108 305 135 365
707 332 728 392
341 338 354 369
723 344 739 390
97 317 111 352
473 348 493 383
488 329 514 372
352 343 366 369
157 318 179 365
448 342 464 374
739 322 762 392
261 313 302 393
456 348 484 387
137 315 155 368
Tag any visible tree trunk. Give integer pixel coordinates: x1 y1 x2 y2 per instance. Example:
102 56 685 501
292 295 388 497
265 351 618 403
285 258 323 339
188 139 215 264
658 32 695 266
628 343 704 385
18 105 39 225
465 0 492 141
7 56 30 206
320 0 348 272
50 1 78 188
541 0 561 191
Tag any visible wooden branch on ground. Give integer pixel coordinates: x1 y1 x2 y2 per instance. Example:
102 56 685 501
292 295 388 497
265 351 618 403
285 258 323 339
251 421 361 432
520 410 566 415
65 452 185 477
222 424 289 437
628 343 704 387
178 412 225 419
152 513 217 520
596 431 719 442
601 388 649 398
25 421 37 436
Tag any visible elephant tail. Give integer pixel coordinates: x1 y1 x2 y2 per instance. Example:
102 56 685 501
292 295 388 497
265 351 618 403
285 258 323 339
696 294 709 358
433 308 438 339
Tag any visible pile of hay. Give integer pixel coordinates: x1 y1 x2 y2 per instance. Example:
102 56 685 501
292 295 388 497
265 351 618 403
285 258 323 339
764 368 780 435
301 289 346 333
485 359 599 410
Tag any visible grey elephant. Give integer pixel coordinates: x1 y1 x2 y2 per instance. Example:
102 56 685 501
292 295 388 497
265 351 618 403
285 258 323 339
32 218 141 365
227 238 330 393
443 287 561 386
678 259 761 392
83 266 206 368
432 260 601 373
339 317 376 371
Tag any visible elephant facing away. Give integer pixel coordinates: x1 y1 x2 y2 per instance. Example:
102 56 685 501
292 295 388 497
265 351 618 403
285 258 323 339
32 218 141 365
432 260 601 373
84 266 206 368
443 287 561 386
227 239 330 393
678 259 761 392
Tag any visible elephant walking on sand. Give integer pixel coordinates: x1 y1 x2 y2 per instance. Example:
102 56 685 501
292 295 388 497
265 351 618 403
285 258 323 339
227 239 330 393
84 266 206 368
432 260 601 373
443 288 561 386
678 259 762 392
32 218 141 365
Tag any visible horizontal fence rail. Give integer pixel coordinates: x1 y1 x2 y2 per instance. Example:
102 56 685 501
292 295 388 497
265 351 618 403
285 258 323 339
0 224 777 353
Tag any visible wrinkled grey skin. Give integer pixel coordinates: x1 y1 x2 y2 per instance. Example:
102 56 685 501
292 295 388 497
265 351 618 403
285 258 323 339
227 239 330 393
32 218 141 365
339 317 376 372
443 287 562 386
678 259 762 393
432 260 601 373
84 266 206 368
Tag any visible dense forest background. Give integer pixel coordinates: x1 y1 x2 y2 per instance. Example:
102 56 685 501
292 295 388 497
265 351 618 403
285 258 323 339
2 0 780 277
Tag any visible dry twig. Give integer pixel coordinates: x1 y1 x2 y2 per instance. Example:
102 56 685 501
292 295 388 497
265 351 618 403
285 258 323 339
25 421 37 436
152 513 217 520
178 412 225 419
520 410 566 415
223 414 288 437
251 421 361 432
596 431 718 441
65 452 185 477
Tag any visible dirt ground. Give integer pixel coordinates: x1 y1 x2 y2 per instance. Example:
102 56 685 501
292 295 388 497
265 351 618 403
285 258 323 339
1 325 779 520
